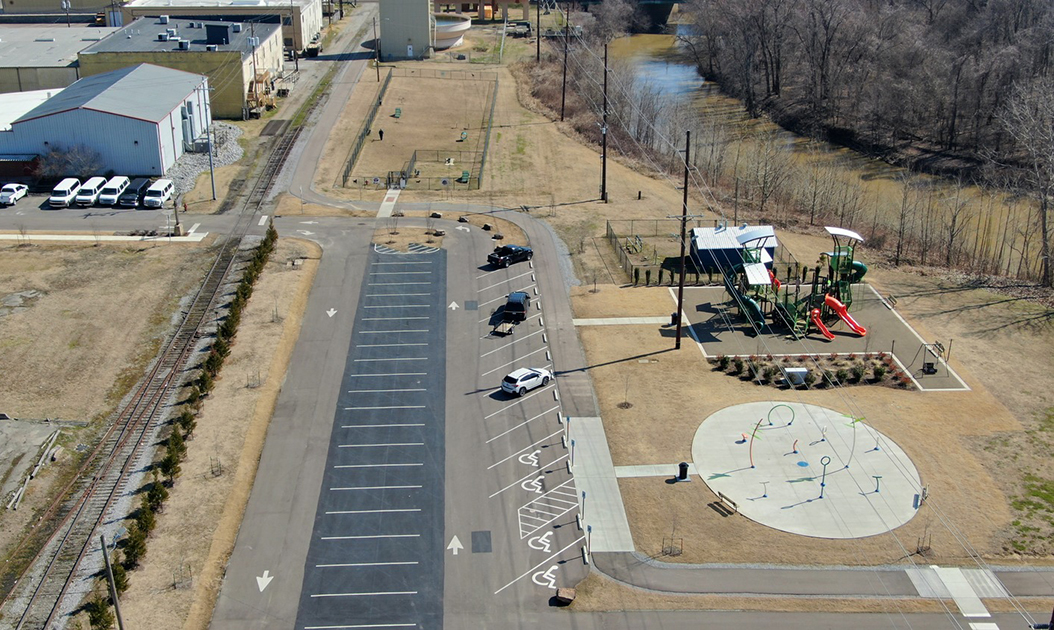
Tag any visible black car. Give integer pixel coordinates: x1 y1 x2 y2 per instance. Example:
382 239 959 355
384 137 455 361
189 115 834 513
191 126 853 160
504 291 531 322
488 244 533 268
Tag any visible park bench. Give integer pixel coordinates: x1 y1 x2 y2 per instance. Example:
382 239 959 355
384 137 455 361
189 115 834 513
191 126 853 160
458 170 470 183
393 107 402 118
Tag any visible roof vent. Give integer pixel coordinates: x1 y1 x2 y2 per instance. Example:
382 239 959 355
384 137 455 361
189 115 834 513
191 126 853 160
232 23 242 32
159 14 169 23
206 44 218 51
167 28 176 36
179 39 190 49
158 32 169 41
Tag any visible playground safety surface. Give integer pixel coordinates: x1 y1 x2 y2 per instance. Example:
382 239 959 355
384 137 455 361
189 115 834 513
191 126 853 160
679 284 969 392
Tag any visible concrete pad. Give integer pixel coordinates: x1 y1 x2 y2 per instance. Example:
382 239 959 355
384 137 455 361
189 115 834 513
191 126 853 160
614 463 697 478
692 401 922 539
933 566 991 617
570 416 635 552
572 316 671 326
377 187 400 218
0 232 207 243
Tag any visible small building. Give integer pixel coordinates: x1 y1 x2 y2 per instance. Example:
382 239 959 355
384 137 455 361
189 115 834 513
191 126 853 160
121 0 322 53
0 0 109 14
0 26 120 94
379 0 431 61
0 63 211 176
690 225 778 274
80 17 283 119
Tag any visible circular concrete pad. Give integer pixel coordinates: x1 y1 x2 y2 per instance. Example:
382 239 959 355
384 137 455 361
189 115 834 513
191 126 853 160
692 402 922 539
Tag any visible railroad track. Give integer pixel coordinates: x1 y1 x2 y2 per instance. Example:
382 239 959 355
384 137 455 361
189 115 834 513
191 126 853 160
0 124 301 630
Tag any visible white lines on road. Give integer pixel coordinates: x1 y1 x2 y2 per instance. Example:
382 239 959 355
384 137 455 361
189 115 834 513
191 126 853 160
478 286 535 308
350 372 428 377
187 222 201 234
488 429 564 469
477 313 542 337
334 463 422 470
330 485 423 491
338 442 424 448
476 268 501 279
316 560 419 567
304 622 417 629
368 282 432 286
489 454 568 498
353 357 428 362
519 479 579 539
341 424 425 429
483 385 554 419
363 305 430 309
356 343 428 348
370 271 433 275
480 329 544 357
345 405 426 410
258 215 268 226
366 293 432 298
311 591 417 598
321 534 420 540
494 535 586 594
478 270 535 293
480 347 550 377
359 330 430 334
486 406 560 444
348 388 427 393
362 316 430 321
373 261 432 266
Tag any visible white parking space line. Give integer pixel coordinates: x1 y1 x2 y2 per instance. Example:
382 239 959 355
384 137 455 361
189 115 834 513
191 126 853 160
488 429 564 469
338 443 424 448
353 357 428 362
486 406 560 444
304 621 417 629
370 271 433 275
322 534 420 540
257 215 268 226
366 293 432 298
311 591 417 598
359 330 430 334
488 454 568 498
368 282 433 286
478 287 535 309
363 317 431 321
480 329 544 357
345 405 426 410
341 424 425 428
363 305 430 309
333 464 423 469
330 485 423 491
348 388 427 393
350 372 428 377
316 561 419 567
357 344 429 349
478 313 542 336
481 348 551 376
187 222 200 234
483 385 555 419
494 535 586 594
373 261 432 265
478 270 535 293
476 269 502 279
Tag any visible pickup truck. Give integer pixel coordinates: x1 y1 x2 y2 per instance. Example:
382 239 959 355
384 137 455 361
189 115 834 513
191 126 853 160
493 291 531 335
488 244 533 268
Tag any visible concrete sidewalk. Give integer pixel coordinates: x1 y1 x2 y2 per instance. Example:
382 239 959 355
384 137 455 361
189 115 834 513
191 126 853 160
568 416 634 553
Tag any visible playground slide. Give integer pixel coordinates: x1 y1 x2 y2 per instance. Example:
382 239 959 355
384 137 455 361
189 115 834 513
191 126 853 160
824 294 867 336
742 297 766 330
810 308 835 340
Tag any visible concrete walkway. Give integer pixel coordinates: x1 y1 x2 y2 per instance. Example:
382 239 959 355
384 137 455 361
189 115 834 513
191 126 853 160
614 463 697 478
568 416 634 553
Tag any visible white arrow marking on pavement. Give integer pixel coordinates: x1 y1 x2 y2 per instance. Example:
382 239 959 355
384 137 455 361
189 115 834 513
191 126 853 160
300 220 319 224
448 301 459 311
518 450 541 467
297 230 315 236
531 565 558 588
447 535 464 556
456 226 470 232
528 531 553 553
256 570 274 592
326 309 337 318
521 476 544 494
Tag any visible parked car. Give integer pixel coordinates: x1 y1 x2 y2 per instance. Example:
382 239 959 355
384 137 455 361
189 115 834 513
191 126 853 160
49 178 81 208
504 291 531 322
501 367 553 397
488 244 533 268
97 176 130 206
0 183 28 206
75 177 107 206
118 178 151 208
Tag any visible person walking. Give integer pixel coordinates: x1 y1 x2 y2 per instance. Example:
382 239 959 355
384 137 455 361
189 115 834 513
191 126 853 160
378 129 384 141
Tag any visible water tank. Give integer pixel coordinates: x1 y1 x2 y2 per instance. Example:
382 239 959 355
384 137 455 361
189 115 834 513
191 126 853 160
159 14 169 23
232 23 242 33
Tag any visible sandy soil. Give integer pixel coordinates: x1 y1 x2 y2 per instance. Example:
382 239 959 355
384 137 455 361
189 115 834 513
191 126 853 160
111 238 320 630
373 226 445 251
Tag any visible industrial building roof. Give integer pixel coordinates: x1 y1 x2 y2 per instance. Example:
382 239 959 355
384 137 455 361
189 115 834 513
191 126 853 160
15 63 205 124
0 26 121 68
81 16 280 58
0 89 57 131
125 0 316 9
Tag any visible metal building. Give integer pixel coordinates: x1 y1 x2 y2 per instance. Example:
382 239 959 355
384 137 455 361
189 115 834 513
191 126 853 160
379 0 432 61
0 26 120 94
0 63 211 176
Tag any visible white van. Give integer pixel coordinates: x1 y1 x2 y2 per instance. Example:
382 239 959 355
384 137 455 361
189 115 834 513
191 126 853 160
48 178 81 208
75 176 107 207
97 176 130 206
143 179 174 208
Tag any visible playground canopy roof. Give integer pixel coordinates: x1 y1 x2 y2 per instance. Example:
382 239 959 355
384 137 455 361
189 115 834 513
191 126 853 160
825 226 864 242
691 225 778 254
743 263 772 286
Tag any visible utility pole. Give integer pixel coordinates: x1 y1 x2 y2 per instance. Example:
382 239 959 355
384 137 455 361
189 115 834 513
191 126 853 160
62 0 71 27
560 7 569 121
100 535 125 630
675 130 690 349
535 0 540 62
601 42 608 203
373 17 381 80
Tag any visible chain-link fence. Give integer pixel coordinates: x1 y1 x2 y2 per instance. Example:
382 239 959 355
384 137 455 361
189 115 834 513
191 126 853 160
340 68 393 187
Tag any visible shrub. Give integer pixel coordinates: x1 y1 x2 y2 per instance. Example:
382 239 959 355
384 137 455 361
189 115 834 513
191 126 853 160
835 368 849 383
822 369 836 387
146 472 168 512
717 355 729 370
86 592 114 629
135 499 155 534
899 376 913 388
159 452 181 484
731 358 744 375
197 369 214 394
177 408 196 437
110 553 129 594
122 523 148 569
850 364 866 383
204 350 223 376
873 365 887 380
763 366 778 382
803 370 817 387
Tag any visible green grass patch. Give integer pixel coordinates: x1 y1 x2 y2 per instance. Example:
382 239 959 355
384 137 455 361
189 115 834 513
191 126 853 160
291 72 334 128
515 134 527 155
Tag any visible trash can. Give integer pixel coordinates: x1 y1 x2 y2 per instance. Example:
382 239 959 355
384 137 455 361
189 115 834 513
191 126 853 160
671 312 680 327
678 462 689 481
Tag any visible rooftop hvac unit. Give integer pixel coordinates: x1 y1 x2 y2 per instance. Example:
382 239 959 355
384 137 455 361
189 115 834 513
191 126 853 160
179 39 190 49
232 23 242 32
159 14 169 23
167 28 176 36
206 44 218 51
158 32 169 41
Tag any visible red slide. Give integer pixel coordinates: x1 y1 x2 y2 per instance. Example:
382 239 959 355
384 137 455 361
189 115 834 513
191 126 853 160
824 294 867 336
810 308 835 340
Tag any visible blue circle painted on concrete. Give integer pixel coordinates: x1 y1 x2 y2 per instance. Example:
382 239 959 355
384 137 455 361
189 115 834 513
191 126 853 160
797 461 809 467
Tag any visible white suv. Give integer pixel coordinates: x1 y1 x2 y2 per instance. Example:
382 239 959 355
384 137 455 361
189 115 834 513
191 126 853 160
501 367 553 397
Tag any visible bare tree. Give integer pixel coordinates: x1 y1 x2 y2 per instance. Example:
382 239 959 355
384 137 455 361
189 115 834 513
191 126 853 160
36 145 103 180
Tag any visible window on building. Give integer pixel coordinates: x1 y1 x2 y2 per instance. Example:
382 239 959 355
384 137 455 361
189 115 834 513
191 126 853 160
282 16 292 25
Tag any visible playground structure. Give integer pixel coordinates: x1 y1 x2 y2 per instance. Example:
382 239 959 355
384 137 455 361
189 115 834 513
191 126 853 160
693 401 922 539
719 226 869 340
